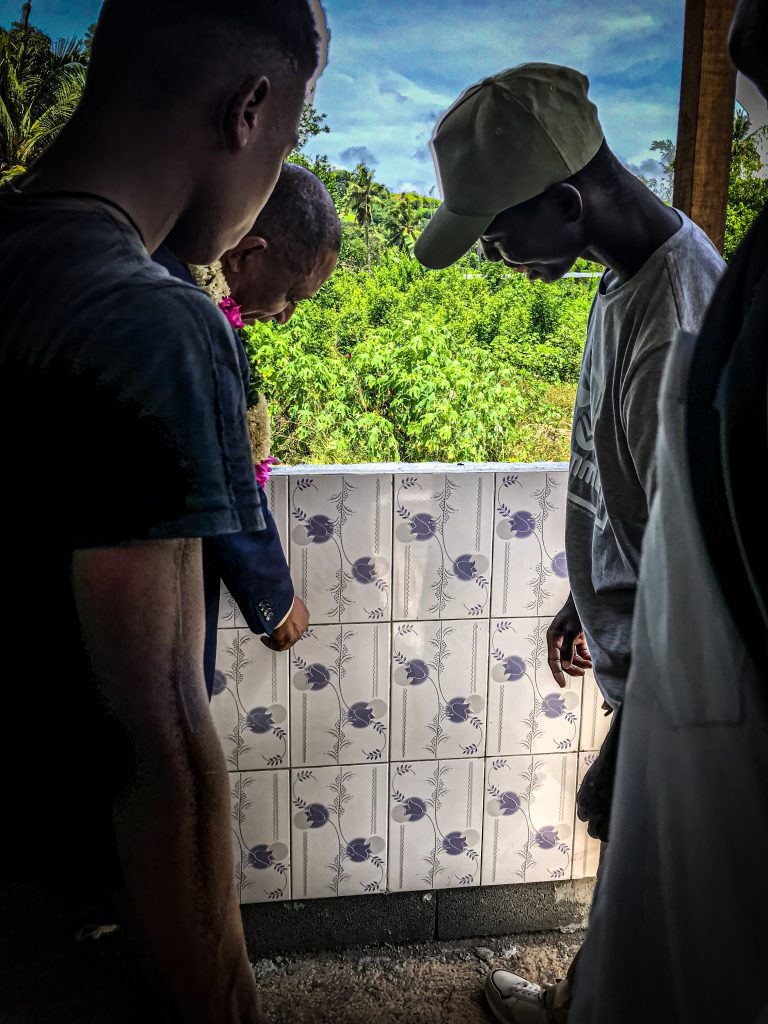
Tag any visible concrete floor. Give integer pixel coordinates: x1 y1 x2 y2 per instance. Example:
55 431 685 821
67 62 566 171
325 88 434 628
253 930 584 1023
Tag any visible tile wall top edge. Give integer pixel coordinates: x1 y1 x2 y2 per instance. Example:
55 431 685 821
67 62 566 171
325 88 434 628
273 461 569 477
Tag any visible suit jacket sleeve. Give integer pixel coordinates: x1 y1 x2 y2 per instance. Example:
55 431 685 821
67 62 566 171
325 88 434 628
209 486 294 635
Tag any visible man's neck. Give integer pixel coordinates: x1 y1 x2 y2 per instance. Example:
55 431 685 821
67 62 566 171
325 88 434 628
583 185 682 283
17 109 192 254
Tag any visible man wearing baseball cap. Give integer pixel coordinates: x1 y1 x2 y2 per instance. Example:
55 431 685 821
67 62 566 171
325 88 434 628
416 64 724 1023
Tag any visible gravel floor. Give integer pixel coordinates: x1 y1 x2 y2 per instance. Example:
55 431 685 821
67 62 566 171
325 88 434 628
253 930 584 1024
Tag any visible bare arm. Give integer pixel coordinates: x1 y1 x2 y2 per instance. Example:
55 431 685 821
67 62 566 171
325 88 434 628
72 538 264 1023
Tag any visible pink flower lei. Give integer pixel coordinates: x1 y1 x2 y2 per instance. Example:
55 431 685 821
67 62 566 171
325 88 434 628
218 295 244 329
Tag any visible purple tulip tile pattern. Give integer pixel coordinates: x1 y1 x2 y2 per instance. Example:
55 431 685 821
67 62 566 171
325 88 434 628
290 624 390 768
572 752 601 880
389 620 489 761
392 473 495 621
579 671 613 751
388 759 484 893
288 474 393 625
486 618 581 757
230 770 291 904
212 629 290 771
290 764 388 899
491 472 570 619
481 753 577 885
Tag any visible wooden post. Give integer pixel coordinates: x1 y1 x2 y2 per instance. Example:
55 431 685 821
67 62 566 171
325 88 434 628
673 0 738 252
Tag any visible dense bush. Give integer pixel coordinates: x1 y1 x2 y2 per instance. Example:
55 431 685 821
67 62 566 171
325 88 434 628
244 252 594 464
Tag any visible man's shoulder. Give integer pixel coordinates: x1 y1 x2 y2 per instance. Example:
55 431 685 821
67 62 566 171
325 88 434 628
663 217 726 325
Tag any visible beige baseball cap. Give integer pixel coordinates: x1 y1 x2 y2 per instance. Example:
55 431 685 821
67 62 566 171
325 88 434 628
415 63 604 270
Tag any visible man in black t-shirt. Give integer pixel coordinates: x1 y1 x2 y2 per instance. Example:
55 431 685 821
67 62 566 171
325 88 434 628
0 2 323 1021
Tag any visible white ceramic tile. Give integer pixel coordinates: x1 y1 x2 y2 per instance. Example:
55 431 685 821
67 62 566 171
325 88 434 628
230 770 291 904
579 671 613 751
289 474 393 624
291 765 388 899
388 759 484 892
390 621 489 761
290 624 390 767
212 629 289 770
572 752 601 880
392 474 495 620
491 471 570 618
264 473 289 554
218 584 244 629
486 619 581 757
481 753 577 885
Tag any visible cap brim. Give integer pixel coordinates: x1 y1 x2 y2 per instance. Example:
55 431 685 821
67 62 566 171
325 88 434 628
414 203 494 270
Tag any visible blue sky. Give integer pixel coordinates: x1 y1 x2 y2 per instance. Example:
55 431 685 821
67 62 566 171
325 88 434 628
2 0 685 193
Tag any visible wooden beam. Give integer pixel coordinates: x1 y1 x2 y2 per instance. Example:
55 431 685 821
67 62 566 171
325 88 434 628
673 0 738 252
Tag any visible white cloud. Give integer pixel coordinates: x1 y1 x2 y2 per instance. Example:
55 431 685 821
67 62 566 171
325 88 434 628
306 0 685 195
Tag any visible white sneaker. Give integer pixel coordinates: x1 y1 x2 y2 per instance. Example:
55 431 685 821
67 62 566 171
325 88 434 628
485 970 548 1023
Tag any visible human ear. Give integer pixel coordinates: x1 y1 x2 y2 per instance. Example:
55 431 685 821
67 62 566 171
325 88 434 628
547 183 583 225
224 76 270 151
222 236 268 275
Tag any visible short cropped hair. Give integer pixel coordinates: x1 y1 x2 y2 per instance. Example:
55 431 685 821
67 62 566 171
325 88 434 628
254 163 341 275
85 0 320 106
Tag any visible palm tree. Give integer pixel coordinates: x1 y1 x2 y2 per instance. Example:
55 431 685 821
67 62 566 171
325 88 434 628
344 162 376 272
0 15 87 186
387 192 419 254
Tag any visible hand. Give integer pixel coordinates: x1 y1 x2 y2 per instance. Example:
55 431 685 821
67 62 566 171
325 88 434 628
260 597 309 652
546 593 592 688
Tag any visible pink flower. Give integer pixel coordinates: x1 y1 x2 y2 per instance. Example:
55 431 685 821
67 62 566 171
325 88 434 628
219 296 244 329
255 457 278 489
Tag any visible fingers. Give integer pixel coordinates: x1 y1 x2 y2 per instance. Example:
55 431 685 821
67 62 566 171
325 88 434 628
547 628 593 686
574 636 592 665
547 632 569 689
260 625 298 653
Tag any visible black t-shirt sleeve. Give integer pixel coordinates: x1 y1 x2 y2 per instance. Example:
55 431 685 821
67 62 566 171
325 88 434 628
33 282 263 547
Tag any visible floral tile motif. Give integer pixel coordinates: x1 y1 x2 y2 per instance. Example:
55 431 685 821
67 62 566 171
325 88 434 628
218 585 246 629
390 620 489 761
212 629 289 770
290 624 390 767
486 619 581 757
579 671 613 751
481 753 577 885
230 770 291 904
291 765 388 899
388 759 484 892
572 752 601 880
289 474 393 624
264 473 289 554
491 472 570 618
393 474 495 621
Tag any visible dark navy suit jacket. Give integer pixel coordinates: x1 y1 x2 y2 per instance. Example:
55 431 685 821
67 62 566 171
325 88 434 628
153 246 294 696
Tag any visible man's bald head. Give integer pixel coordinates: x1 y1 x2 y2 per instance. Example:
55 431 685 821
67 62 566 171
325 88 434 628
222 163 341 324
252 163 342 276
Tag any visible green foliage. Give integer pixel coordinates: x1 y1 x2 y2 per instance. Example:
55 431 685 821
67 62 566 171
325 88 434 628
244 252 593 465
644 110 768 259
344 163 389 272
0 12 87 184
386 192 419 253
294 103 330 151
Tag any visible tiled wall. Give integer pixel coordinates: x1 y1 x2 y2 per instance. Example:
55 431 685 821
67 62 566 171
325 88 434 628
212 464 609 905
